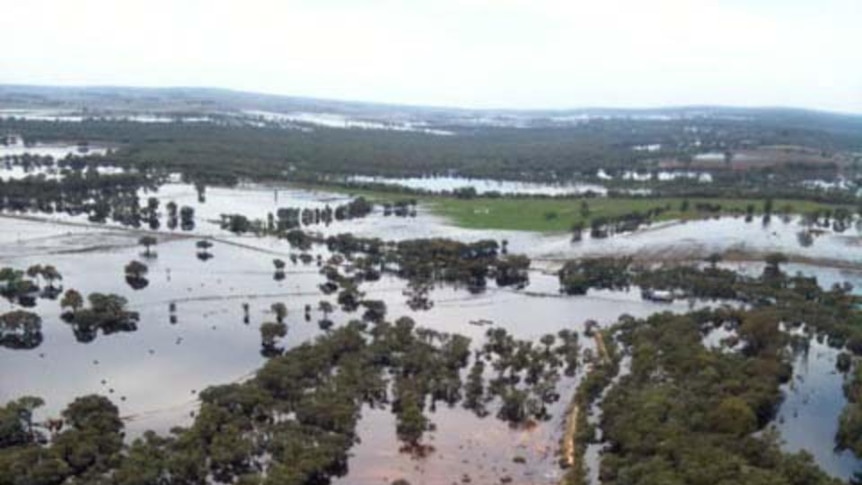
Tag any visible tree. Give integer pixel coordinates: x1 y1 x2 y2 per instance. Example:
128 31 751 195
361 300 387 323
125 261 148 279
763 252 788 279
196 239 213 260
61 289 84 312
709 397 757 437
25 264 44 282
0 310 43 349
138 235 157 258
124 261 149 289
0 396 45 447
41 265 62 288
271 302 287 323
260 322 287 356
706 252 722 269
396 397 428 448
540 333 556 352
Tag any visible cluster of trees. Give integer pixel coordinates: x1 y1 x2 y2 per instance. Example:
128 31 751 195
0 265 62 306
1 152 109 178
318 233 530 299
558 257 632 295
60 290 140 343
467 327 580 424
801 206 860 233
221 197 374 235
0 310 43 349
838 364 862 457
382 199 417 217
585 309 841 485
562 325 619 484
392 238 523 292
554 254 862 477
587 210 665 239
0 395 125 484
0 315 577 484
0 169 201 230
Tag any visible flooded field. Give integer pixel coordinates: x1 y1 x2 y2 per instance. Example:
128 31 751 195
1 181 860 483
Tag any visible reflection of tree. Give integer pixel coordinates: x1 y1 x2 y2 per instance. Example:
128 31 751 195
124 261 149 290
138 235 158 259
196 240 213 261
125 276 149 290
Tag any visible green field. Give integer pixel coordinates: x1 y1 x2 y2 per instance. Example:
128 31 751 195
300 183 850 233
428 197 846 232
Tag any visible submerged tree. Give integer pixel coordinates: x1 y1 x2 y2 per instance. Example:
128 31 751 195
270 302 288 324
259 321 287 357
124 261 149 290
138 235 158 258
0 310 43 349
196 239 213 261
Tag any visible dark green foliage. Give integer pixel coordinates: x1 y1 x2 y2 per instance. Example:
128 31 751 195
558 257 632 295
61 293 140 343
598 311 841 485
0 394 123 485
0 311 43 349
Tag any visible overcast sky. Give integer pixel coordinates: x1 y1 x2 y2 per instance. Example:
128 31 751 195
1 0 860 112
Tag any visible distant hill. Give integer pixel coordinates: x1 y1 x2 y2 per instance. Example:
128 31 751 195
1 84 860 130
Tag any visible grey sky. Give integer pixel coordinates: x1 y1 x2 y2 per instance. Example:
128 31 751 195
1 0 860 112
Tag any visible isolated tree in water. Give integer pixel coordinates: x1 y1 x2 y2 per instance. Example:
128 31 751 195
270 302 287 323
196 239 214 260
138 235 158 258
124 261 149 290
259 321 287 356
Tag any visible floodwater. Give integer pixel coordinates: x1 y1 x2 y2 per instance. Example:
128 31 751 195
0 164 125 182
533 216 862 268
776 336 859 481
347 175 608 196
0 138 109 159
1 181 860 482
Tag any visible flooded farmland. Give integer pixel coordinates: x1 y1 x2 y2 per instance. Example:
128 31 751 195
1 179 861 484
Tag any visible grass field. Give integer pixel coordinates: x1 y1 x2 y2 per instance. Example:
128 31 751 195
428 197 845 232
300 183 851 233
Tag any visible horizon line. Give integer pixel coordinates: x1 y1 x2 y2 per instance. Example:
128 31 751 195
1 82 860 118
